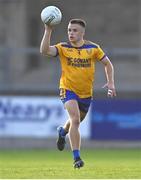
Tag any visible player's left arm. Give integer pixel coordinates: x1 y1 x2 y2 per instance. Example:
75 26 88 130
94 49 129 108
101 56 116 97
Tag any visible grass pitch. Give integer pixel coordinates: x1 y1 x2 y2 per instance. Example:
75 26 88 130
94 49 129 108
0 148 140 179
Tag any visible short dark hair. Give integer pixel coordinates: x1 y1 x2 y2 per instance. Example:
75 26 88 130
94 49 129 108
69 19 86 28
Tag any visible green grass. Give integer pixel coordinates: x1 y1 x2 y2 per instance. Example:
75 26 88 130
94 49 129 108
0 148 141 179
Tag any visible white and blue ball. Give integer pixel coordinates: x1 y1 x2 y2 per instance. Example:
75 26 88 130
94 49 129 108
41 6 62 25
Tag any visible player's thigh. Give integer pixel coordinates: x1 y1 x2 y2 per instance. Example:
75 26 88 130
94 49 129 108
64 99 80 123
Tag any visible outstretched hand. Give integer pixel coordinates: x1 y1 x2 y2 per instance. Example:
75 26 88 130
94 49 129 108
102 83 116 98
44 23 54 30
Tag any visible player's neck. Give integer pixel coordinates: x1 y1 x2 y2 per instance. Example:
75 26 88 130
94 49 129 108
70 40 84 48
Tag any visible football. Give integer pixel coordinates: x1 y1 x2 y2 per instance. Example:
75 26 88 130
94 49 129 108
41 6 62 26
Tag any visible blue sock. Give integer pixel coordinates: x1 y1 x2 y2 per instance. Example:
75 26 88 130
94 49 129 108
59 127 67 137
73 150 80 160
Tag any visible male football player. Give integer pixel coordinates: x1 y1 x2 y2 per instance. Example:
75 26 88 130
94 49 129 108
40 19 116 168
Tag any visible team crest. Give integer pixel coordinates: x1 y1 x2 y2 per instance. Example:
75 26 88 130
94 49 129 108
86 49 92 55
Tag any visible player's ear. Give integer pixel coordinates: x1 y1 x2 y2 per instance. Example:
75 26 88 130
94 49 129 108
82 28 85 35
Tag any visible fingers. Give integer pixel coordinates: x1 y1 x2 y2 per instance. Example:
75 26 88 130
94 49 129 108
102 83 116 97
107 89 116 98
108 89 113 97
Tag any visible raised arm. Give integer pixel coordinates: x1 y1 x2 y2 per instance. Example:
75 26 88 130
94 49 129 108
101 56 116 97
40 24 57 57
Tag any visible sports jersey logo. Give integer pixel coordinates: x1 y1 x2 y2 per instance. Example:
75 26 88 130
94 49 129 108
67 57 91 68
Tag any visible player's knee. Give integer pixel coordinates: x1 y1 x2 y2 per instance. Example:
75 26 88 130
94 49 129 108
71 115 80 127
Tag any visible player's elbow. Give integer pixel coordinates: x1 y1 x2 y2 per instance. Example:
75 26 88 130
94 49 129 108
40 46 57 57
40 48 49 56
40 49 45 55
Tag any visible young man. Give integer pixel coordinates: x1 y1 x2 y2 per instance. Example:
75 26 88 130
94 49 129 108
40 19 116 168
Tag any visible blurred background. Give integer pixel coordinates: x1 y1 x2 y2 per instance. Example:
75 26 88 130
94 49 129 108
0 0 141 149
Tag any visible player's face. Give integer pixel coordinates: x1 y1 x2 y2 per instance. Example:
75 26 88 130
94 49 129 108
68 23 85 43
